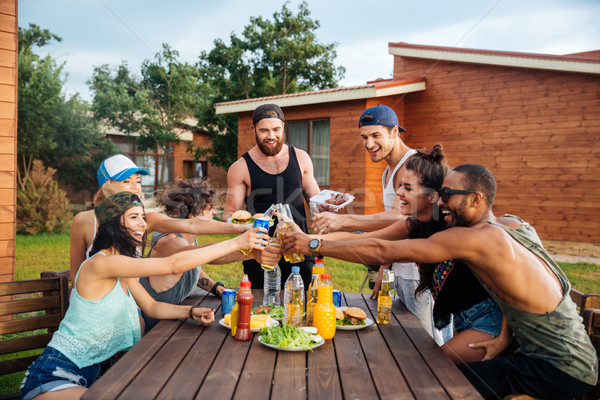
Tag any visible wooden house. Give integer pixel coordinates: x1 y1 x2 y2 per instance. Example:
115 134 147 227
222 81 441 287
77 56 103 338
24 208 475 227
0 0 16 284
216 42 600 243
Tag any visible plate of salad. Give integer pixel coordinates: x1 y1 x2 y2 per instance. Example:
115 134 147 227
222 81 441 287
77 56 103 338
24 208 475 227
252 303 285 321
258 325 324 352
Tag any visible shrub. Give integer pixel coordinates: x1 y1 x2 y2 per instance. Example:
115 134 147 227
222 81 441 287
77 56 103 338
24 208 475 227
16 160 73 234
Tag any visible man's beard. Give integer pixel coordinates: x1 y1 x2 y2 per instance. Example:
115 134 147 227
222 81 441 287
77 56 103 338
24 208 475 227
448 198 470 228
256 135 283 156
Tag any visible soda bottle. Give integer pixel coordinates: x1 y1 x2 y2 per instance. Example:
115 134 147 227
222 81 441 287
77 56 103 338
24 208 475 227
263 264 281 306
313 274 336 339
283 266 304 323
377 269 393 324
306 258 324 326
235 275 254 341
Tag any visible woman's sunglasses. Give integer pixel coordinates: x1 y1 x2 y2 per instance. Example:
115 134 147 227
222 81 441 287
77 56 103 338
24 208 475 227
437 188 477 203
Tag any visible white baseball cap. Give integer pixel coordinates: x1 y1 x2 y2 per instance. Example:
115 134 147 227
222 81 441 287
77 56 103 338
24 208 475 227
97 155 149 187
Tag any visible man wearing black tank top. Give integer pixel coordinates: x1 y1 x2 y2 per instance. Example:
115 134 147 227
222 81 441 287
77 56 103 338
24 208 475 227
224 104 322 288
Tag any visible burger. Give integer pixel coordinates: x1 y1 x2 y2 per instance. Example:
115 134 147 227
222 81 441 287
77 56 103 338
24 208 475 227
336 306 367 326
231 210 252 224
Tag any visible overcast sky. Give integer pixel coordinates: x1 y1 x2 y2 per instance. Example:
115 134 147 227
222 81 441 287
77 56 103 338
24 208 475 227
19 0 600 102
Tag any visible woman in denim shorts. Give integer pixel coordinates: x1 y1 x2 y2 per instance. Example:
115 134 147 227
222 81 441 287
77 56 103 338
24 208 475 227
20 192 267 400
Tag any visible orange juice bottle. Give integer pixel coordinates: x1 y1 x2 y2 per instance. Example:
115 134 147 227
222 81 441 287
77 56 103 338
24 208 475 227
306 258 325 327
312 274 335 339
230 302 238 337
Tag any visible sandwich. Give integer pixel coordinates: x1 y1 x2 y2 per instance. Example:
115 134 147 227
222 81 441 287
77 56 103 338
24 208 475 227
336 306 366 326
231 210 252 224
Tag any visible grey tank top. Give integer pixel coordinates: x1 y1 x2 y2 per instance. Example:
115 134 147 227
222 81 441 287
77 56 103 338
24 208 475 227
479 215 598 385
139 232 201 331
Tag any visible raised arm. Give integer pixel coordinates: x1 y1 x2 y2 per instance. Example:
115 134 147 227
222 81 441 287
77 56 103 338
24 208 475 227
92 227 269 280
146 211 249 236
224 159 249 220
150 233 281 268
296 149 321 201
282 226 476 267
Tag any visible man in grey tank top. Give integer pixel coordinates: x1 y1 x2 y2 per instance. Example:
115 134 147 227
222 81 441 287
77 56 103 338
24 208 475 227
283 163 597 399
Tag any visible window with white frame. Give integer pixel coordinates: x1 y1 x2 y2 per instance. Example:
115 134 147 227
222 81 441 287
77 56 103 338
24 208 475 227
286 119 330 185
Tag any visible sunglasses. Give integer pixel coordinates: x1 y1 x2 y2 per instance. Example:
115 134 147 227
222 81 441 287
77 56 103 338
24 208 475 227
437 188 477 203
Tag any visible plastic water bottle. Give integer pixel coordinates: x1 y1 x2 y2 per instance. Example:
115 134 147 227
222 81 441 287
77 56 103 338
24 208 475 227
283 266 304 323
263 264 281 306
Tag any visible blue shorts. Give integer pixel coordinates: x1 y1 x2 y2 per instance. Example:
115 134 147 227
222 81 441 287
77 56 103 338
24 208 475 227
454 298 503 337
20 347 103 400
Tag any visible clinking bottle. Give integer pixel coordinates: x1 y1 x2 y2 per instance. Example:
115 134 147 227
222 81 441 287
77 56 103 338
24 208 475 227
377 269 393 325
235 275 254 341
312 274 335 339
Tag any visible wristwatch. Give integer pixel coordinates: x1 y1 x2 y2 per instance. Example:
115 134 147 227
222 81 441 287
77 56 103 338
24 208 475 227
309 238 322 257
210 281 225 297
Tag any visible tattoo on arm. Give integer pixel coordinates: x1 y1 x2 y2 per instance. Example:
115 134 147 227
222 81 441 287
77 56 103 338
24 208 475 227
199 278 210 289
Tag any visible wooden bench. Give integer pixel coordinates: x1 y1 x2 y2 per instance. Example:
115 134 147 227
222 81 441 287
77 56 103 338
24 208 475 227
0 274 69 400
570 288 600 315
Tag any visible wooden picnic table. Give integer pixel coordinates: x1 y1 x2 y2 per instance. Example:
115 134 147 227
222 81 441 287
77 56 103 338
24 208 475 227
82 289 482 399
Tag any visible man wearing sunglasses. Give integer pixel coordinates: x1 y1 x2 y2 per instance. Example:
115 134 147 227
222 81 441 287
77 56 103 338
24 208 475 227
283 163 597 400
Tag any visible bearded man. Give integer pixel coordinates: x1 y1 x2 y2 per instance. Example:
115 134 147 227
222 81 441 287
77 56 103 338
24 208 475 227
224 103 321 288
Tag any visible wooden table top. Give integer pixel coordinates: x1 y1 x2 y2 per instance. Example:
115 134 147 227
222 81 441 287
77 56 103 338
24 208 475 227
82 289 482 400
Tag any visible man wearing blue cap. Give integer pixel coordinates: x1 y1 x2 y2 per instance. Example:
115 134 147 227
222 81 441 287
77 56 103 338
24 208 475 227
313 104 450 345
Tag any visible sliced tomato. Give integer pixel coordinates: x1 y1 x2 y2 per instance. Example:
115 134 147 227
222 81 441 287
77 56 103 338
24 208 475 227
255 306 272 314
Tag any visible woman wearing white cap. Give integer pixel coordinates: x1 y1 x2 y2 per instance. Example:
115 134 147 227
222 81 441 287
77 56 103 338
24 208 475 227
70 155 254 282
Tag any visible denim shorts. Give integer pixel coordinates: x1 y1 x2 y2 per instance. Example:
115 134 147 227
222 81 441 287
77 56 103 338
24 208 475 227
20 347 103 400
454 298 503 337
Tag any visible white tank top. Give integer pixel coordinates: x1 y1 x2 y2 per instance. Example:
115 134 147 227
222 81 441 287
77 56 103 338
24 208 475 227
382 149 420 280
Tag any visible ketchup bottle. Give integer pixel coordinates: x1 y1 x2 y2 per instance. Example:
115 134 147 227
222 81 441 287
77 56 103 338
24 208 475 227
235 275 254 341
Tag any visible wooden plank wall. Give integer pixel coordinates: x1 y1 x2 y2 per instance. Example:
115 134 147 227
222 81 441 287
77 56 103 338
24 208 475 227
0 0 16 283
394 56 600 242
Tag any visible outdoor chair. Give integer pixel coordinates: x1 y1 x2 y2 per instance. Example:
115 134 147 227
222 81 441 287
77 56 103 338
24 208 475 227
0 274 69 400
570 288 600 315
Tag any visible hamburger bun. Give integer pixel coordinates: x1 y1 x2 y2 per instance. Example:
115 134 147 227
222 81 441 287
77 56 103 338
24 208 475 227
344 307 366 320
232 210 252 224
253 213 264 219
335 306 348 320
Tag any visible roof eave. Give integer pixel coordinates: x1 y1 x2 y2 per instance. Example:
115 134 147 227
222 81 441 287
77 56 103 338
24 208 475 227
215 81 426 115
389 45 600 75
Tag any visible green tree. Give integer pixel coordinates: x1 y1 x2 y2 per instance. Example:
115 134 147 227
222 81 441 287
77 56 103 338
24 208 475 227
192 0 345 169
89 44 202 185
17 24 111 194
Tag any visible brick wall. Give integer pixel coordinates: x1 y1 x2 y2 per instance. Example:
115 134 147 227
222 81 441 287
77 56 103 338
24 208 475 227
394 56 600 242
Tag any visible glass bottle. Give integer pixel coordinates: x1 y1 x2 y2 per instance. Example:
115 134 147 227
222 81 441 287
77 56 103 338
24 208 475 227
377 269 393 325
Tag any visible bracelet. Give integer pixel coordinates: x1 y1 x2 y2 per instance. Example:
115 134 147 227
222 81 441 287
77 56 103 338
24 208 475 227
189 306 198 319
210 281 225 297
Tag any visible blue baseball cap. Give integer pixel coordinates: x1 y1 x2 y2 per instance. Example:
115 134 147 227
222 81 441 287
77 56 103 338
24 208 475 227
358 105 406 132
97 155 149 188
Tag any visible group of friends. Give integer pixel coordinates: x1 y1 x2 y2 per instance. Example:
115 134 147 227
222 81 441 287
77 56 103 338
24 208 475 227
19 103 597 400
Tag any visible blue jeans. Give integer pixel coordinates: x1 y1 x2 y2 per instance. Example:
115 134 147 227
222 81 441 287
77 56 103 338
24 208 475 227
20 347 103 400
395 276 453 345
454 298 503 337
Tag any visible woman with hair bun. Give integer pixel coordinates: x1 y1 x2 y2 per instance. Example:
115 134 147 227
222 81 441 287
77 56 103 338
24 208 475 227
290 145 509 363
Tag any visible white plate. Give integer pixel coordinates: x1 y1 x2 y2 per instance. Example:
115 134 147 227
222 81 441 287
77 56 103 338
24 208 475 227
219 318 279 333
336 318 374 330
310 190 354 211
258 335 325 352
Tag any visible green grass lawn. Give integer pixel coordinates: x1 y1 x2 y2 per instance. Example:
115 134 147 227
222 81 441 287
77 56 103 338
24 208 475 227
2 231 599 395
